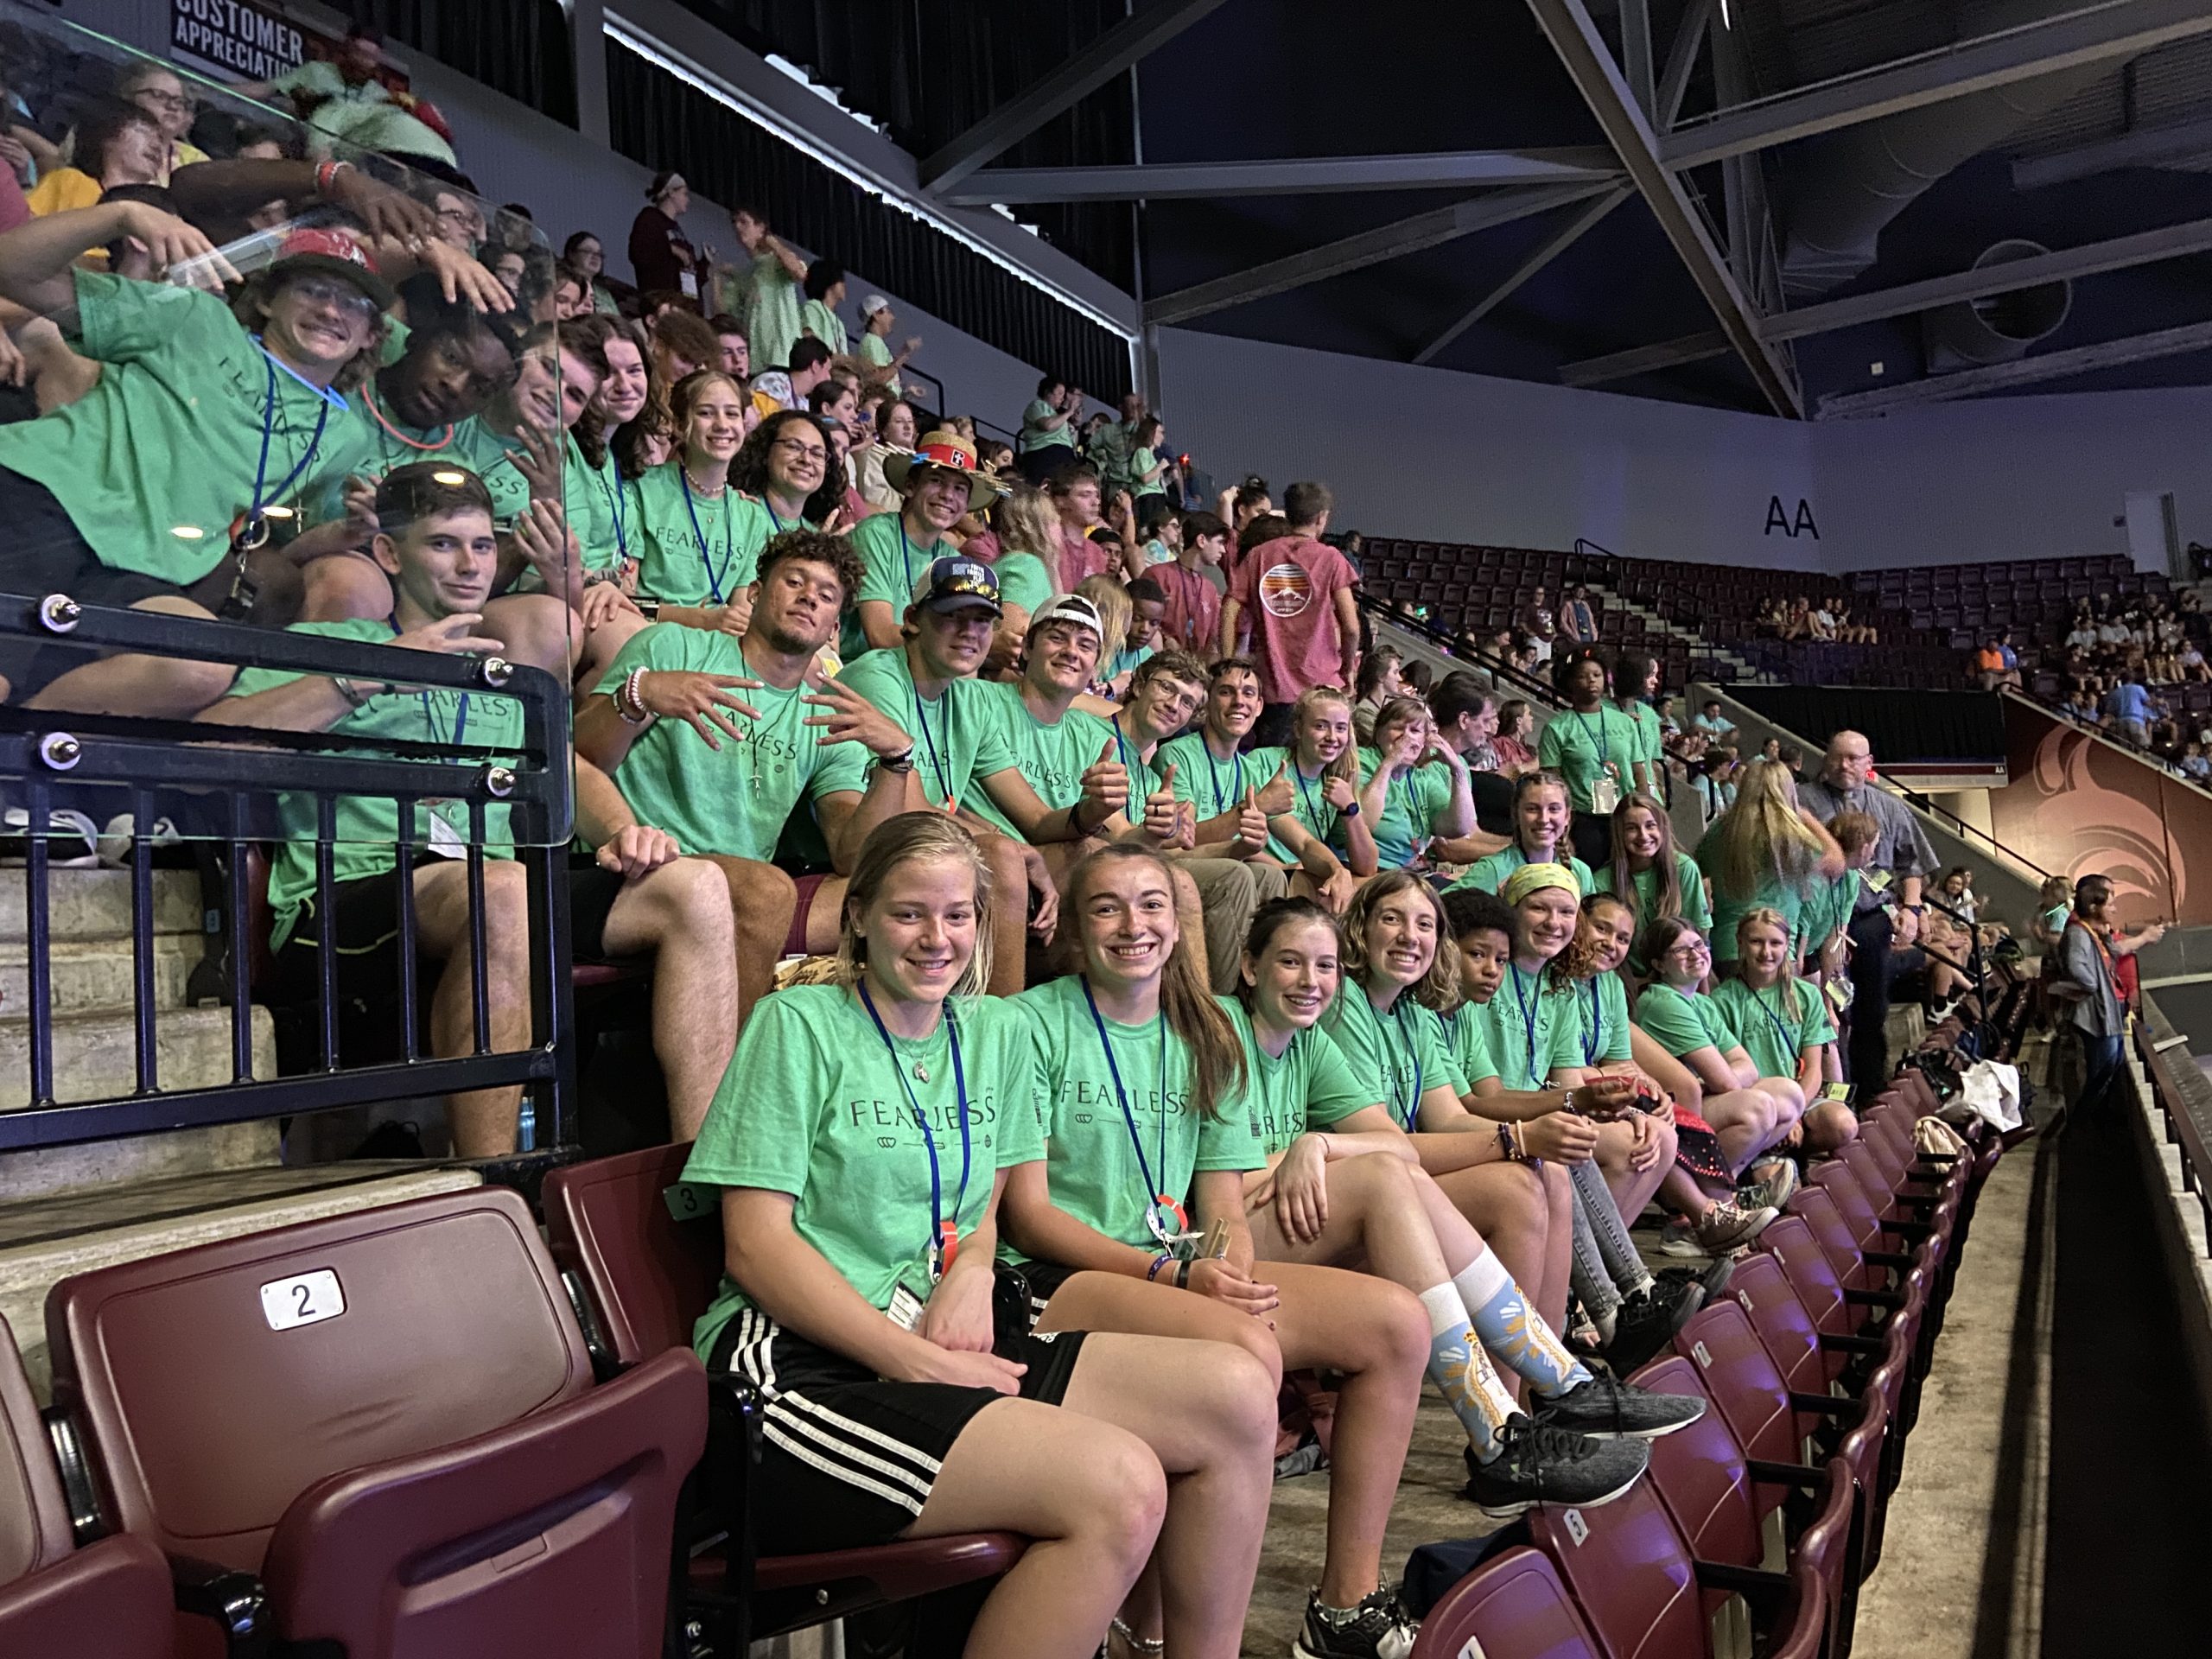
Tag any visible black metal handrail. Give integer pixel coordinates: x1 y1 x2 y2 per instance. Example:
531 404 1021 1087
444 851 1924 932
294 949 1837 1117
1357 594 1565 709
0 594 579 1155
2139 995 2212 1256
1882 781 2055 883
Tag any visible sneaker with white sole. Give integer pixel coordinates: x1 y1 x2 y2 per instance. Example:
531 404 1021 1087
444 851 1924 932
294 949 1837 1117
1533 1372 1707 1440
1460 1417 1649 1519
1695 1200 1777 1254
0 808 99 868
1289 1585 1417 1659
1738 1158 1799 1213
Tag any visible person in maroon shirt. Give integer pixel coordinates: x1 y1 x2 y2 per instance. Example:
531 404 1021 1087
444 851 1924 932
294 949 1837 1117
626 170 703 303
1220 481 1357 747
1154 508 1227 658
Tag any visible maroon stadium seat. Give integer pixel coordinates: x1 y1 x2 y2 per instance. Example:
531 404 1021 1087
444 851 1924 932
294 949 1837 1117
543 1146 1025 1656
45 1189 704 1659
1408 1546 1603 1659
0 1314 172 1658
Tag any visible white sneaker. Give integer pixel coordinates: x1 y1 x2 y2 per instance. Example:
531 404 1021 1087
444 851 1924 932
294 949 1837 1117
0 807 100 868
96 813 181 868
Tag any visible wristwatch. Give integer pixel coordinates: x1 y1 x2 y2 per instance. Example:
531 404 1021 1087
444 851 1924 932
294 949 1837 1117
1339 799 1361 817
876 748 916 773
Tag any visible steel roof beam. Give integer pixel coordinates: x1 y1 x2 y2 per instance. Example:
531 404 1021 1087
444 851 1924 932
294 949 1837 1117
938 149 1623 204
1820 319 2212 416
920 0 1231 193
1142 181 1618 327
1522 0 1803 416
1559 328 1731 387
1413 188 1634 365
1661 0 2212 170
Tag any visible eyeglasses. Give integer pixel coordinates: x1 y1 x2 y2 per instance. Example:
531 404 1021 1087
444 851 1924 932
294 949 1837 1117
289 275 381 321
1662 940 1711 961
772 438 829 463
137 88 196 112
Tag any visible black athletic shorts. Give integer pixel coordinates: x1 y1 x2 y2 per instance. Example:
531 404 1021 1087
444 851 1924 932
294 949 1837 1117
993 1259 1085 1343
705 1306 1089 1554
274 855 627 1006
0 470 193 698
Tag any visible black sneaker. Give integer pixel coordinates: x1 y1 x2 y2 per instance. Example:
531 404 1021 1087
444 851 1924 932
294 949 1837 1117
1460 1416 1649 1519
1290 1585 1417 1659
1600 1285 1699 1375
1531 1372 1707 1440
1657 1257 1736 1306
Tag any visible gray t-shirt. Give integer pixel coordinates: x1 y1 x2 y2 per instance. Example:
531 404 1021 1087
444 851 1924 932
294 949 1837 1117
2056 922 2124 1037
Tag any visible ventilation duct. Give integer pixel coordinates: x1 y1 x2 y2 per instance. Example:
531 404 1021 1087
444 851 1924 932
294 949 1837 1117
1780 0 2113 297
1921 238 2073 370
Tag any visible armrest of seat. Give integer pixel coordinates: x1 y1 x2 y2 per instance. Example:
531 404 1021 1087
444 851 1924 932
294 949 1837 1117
1787 1391 1859 1420
172 1551 270 1656
262 1348 707 1639
1844 1288 1907 1310
1820 1332 1891 1356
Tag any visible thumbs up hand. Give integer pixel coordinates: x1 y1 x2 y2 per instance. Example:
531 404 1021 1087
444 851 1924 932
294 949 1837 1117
1141 761 1183 842
1236 785 1271 851
1078 738 1130 827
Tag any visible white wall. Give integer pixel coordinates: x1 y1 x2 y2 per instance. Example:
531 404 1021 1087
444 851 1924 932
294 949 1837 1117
1154 326 1828 571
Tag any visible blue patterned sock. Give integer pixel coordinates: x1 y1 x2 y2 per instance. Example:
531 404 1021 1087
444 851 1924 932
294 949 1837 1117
1455 1249 1592 1399
1418 1284 1516 1459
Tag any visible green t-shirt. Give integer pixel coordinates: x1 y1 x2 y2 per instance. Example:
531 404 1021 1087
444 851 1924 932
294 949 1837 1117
1565 970 1635 1068
1470 963 1583 1090
1449 844 1597 898
226 620 521 945
1634 982 1738 1060
594 626 868 857
962 684 1132 839
1713 977 1834 1081
1130 447 1166 498
859 330 899 391
1796 873 1858 963
1019 398 1074 454
1009 978 1267 1256
1356 747 1457 870
1538 706 1642 814
1107 644 1154 683
847 512 945 658
1595 852 1710 975
1438 1002 1499 1090
1280 759 1349 868
682 986 1041 1355
575 443 645 573
1617 702 1664 776
505 433 629 589
1321 985 1465 1131
1154 734 1285 820
746 251 804 375
799 297 848 356
1694 826 1815 965
632 466 774 607
992 551 1054 616
315 360 476 527
1228 998 1373 1158
835 648 1016 811
0 272 368 583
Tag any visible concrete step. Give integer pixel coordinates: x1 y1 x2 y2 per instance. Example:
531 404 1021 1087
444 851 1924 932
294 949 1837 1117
0 932 200 1020
0 1160 483 1399
0 867 202 946
0 1004 275 1114
0 1119 281 1208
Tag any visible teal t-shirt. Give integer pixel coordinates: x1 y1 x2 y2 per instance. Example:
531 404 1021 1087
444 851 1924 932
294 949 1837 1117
1278 759 1351 868
836 648 1016 811
1009 978 1266 1256
1438 1002 1499 1090
746 251 803 376
1695 826 1816 964
0 271 367 583
847 512 946 657
632 465 776 607
1713 977 1834 1081
226 619 521 945
1356 747 1456 869
1470 963 1582 1090
1449 843 1596 899
963 684 1133 838
859 329 899 391
1565 970 1635 1068
1538 706 1642 814
992 551 1054 616
682 986 1040 1355
1153 734 1286 823
1796 873 1858 963
1634 981 1738 1060
1020 397 1075 453
1618 701 1664 778
1130 446 1166 499
1229 999 1374 1158
799 297 848 356
1320 985 1465 1131
1595 852 1711 975
594 626 868 858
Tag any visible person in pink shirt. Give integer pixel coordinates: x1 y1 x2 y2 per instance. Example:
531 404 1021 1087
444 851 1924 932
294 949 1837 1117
1048 457 1140 587
1154 508 1226 658
1221 481 1358 746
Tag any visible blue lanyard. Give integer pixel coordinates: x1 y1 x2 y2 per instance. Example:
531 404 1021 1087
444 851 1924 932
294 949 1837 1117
1582 977 1604 1065
680 472 736 602
598 461 630 557
1389 768 1416 831
1293 760 1331 834
1750 982 1799 1064
1079 976 1181 1243
1508 963 1544 1089
899 518 926 598
857 984 971 1280
911 675 953 805
1110 713 1140 779
388 618 469 747
766 498 791 534
1574 708 1609 766
1203 737 1244 814
246 347 334 536
1385 999 1425 1131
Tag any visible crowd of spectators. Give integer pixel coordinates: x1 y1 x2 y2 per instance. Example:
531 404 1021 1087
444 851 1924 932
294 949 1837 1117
2028 589 2212 781
0 27 2145 1656
1753 593 1879 645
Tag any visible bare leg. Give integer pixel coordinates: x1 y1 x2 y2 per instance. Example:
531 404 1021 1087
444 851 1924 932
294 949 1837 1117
482 592 582 680
1058 1334 1278 1659
800 874 850 957
1592 1115 1677 1217
411 860 532 1157
1534 1159 1575 1333
575 605 647 696
1423 1158 1551 1401
599 857 738 1142
1701 1086 1781 1176
901 1399 1165 1659
27 596 236 717
704 855 797 1029
1802 1101 1859 1153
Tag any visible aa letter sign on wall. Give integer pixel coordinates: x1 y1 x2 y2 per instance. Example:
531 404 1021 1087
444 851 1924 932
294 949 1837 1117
171 0 309 85
1765 496 1821 539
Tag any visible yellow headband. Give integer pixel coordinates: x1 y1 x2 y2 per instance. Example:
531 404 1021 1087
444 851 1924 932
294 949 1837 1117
1503 861 1581 906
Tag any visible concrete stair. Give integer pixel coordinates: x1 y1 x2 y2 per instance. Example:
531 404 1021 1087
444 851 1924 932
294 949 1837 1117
0 864 483 1401
1586 582 1772 683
